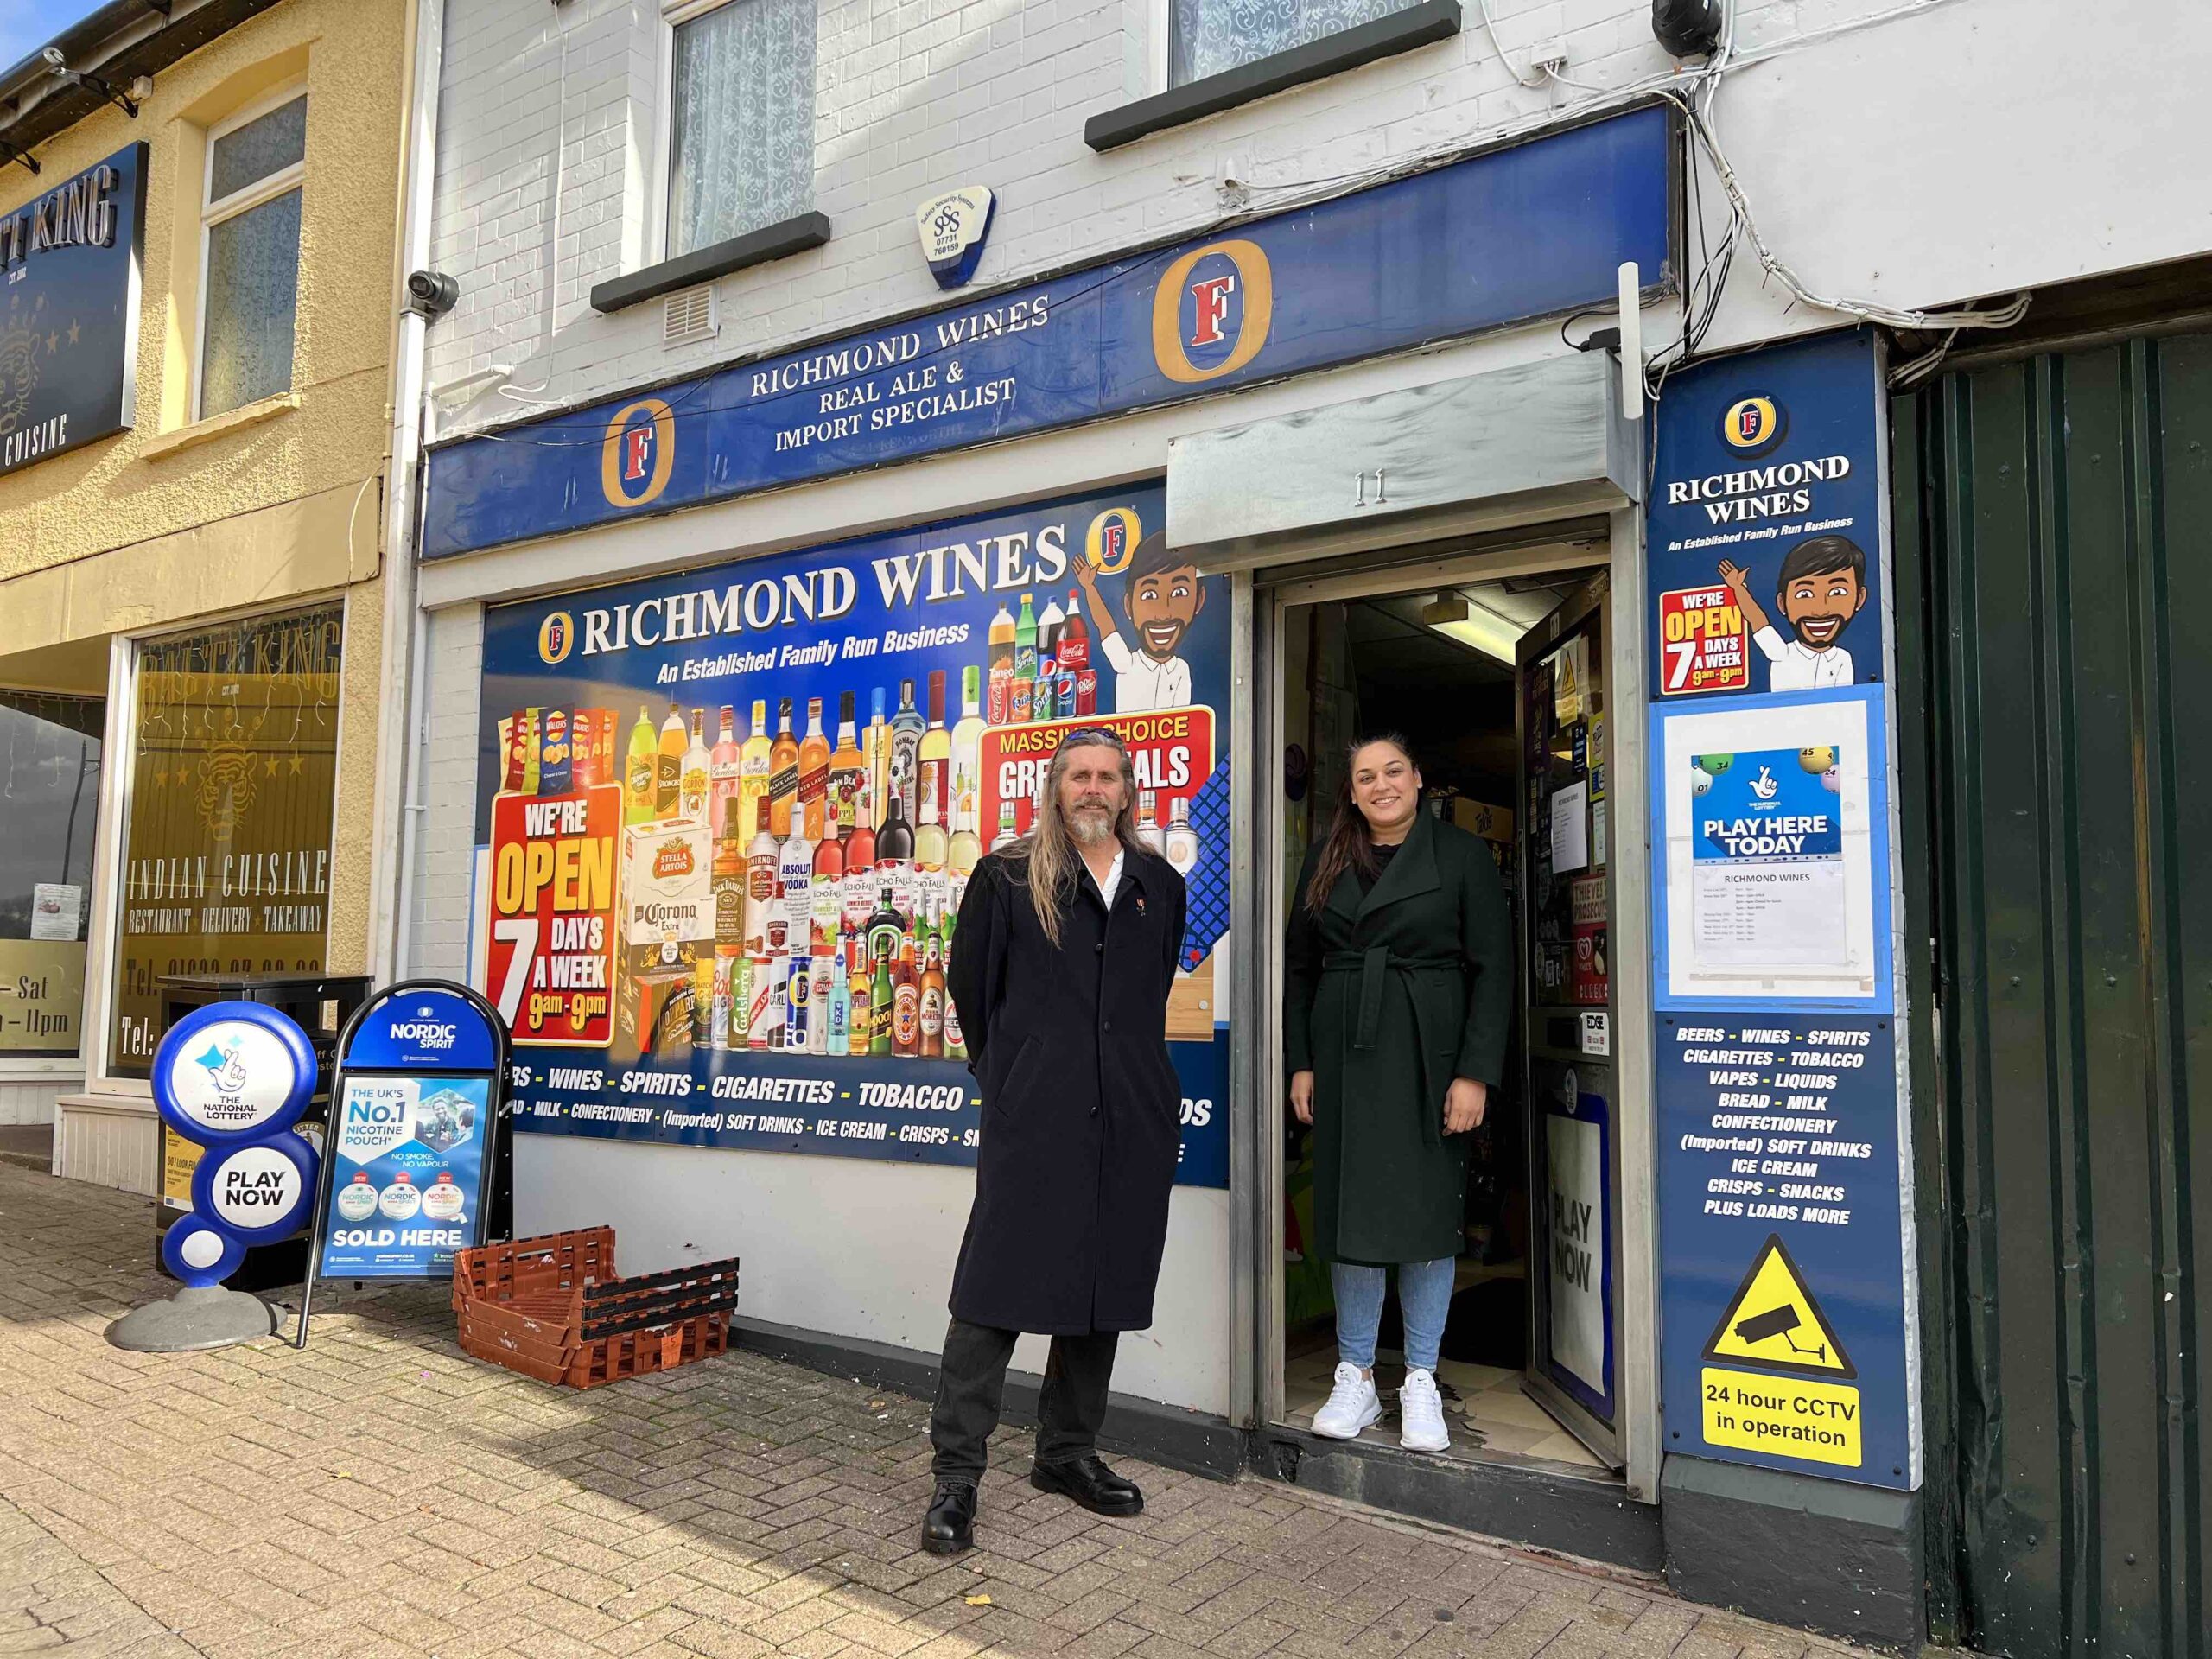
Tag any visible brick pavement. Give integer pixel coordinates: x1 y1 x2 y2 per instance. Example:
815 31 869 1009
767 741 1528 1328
0 1162 1869 1659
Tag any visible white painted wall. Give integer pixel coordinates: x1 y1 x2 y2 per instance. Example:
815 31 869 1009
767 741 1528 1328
425 0 2212 441
515 1135 1234 1412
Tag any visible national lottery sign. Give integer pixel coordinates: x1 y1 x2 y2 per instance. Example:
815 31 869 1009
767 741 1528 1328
472 483 1233 1187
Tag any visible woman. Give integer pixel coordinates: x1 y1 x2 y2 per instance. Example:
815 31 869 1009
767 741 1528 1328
1285 734 1512 1452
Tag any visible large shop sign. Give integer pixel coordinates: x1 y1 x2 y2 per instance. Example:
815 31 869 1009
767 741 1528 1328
472 485 1235 1186
1643 330 1920 1491
422 105 1674 558
0 143 147 477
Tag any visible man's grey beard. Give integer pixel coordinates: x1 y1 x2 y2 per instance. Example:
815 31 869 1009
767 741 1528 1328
1068 804 1116 846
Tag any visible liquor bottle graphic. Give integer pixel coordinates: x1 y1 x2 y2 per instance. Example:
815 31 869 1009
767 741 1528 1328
625 706 657 823
709 704 742 836
656 702 685 817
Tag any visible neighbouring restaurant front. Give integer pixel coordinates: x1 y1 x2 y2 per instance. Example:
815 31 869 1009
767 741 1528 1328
0 127 365 1194
407 104 1925 1640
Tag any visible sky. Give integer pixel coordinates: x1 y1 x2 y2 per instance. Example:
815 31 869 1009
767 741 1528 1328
0 0 107 74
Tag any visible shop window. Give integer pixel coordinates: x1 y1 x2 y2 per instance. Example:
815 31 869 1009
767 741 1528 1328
107 606 342 1079
0 692 103 1061
198 91 306 420
664 0 816 258
1170 0 1424 84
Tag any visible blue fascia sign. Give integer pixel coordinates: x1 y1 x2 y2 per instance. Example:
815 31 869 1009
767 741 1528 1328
422 105 1675 559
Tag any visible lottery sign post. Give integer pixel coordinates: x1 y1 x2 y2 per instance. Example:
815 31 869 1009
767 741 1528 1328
107 1001 320 1351
294 979 512 1348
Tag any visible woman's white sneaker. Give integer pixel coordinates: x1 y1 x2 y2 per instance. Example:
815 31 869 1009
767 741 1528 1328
1399 1368 1451 1452
1311 1362 1382 1439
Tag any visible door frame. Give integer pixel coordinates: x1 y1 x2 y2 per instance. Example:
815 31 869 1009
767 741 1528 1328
1243 508 1661 1503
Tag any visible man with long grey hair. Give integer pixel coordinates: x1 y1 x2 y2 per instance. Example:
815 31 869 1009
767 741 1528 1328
924 728 1187 1554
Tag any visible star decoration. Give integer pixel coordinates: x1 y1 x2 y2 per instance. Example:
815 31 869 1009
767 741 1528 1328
264 759 279 776
289 755 303 774
44 332 56 355
66 320 79 346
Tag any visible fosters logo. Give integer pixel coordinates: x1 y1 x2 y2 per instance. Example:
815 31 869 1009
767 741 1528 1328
1151 239 1273 385
537 612 575 664
601 397 677 509
1720 393 1786 457
1084 506 1141 574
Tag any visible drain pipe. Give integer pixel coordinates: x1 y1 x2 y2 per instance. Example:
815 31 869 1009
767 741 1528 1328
368 0 446 983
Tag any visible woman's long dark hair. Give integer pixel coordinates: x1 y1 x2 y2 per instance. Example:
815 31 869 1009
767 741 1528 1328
1303 733 1419 915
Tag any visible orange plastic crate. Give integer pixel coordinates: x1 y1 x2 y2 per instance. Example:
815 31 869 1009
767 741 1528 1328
452 1227 738 1389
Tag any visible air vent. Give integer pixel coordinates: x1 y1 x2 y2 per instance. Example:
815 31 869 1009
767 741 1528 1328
663 284 717 348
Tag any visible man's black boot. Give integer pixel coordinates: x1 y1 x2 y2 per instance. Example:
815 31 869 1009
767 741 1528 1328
1029 1452 1143 1516
921 1479 978 1554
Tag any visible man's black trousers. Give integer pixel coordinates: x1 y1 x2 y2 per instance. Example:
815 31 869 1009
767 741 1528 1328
928 1319 1119 1482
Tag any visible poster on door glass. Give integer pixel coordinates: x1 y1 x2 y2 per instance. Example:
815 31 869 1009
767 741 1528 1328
469 485 1232 1186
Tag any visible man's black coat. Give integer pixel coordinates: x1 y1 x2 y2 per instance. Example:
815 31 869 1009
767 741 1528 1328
944 842 1187 1334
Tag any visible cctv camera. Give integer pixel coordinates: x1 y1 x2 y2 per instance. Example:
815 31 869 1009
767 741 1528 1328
404 269 460 321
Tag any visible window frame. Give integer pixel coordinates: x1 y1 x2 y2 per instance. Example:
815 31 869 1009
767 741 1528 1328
651 0 815 267
0 685 106 1079
193 79 308 423
79 591 351 1096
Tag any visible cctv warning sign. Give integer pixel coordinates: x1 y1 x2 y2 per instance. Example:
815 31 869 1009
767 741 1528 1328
1702 1233 1854 1377
1697 1234 1862 1469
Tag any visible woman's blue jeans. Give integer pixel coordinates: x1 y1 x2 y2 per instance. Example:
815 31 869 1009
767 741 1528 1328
1331 1256 1457 1372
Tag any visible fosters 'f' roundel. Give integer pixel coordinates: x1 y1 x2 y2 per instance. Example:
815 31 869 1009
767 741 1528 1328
1084 506 1142 575
1151 239 1273 385
1720 393 1786 457
538 611 575 664
601 397 677 508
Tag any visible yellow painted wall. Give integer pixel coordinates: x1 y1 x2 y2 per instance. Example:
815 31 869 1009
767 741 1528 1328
0 0 412 986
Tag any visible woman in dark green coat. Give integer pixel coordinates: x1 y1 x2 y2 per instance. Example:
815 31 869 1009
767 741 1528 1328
1285 734 1513 1452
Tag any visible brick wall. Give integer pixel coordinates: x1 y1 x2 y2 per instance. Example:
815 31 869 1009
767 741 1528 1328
423 0 1910 435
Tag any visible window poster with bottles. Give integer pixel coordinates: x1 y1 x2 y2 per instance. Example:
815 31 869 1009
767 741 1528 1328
471 486 1231 1186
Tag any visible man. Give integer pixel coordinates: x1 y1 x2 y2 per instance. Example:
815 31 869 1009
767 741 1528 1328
925 728 1187 1554
1718 533 1869 690
1073 531 1204 712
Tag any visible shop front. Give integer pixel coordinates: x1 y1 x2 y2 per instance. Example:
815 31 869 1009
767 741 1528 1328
408 101 1924 1642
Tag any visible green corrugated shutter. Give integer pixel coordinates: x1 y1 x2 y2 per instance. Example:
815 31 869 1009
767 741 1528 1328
1896 333 2210 1659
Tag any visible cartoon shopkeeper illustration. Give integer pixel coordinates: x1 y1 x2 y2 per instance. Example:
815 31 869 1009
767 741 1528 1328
1719 533 1869 690
1074 531 1205 712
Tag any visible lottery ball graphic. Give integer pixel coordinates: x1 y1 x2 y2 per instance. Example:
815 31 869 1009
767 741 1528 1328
1821 766 1840 792
1696 753 1733 776
1799 745 1836 773
1691 768 1715 797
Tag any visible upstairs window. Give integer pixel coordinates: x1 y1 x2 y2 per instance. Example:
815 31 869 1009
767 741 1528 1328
199 91 305 419
664 0 816 258
1171 0 1424 84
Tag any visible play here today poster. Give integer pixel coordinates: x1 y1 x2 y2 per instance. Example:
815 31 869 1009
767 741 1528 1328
467 486 1231 1187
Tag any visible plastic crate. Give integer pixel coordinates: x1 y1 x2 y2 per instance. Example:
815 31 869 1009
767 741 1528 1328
452 1227 739 1389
